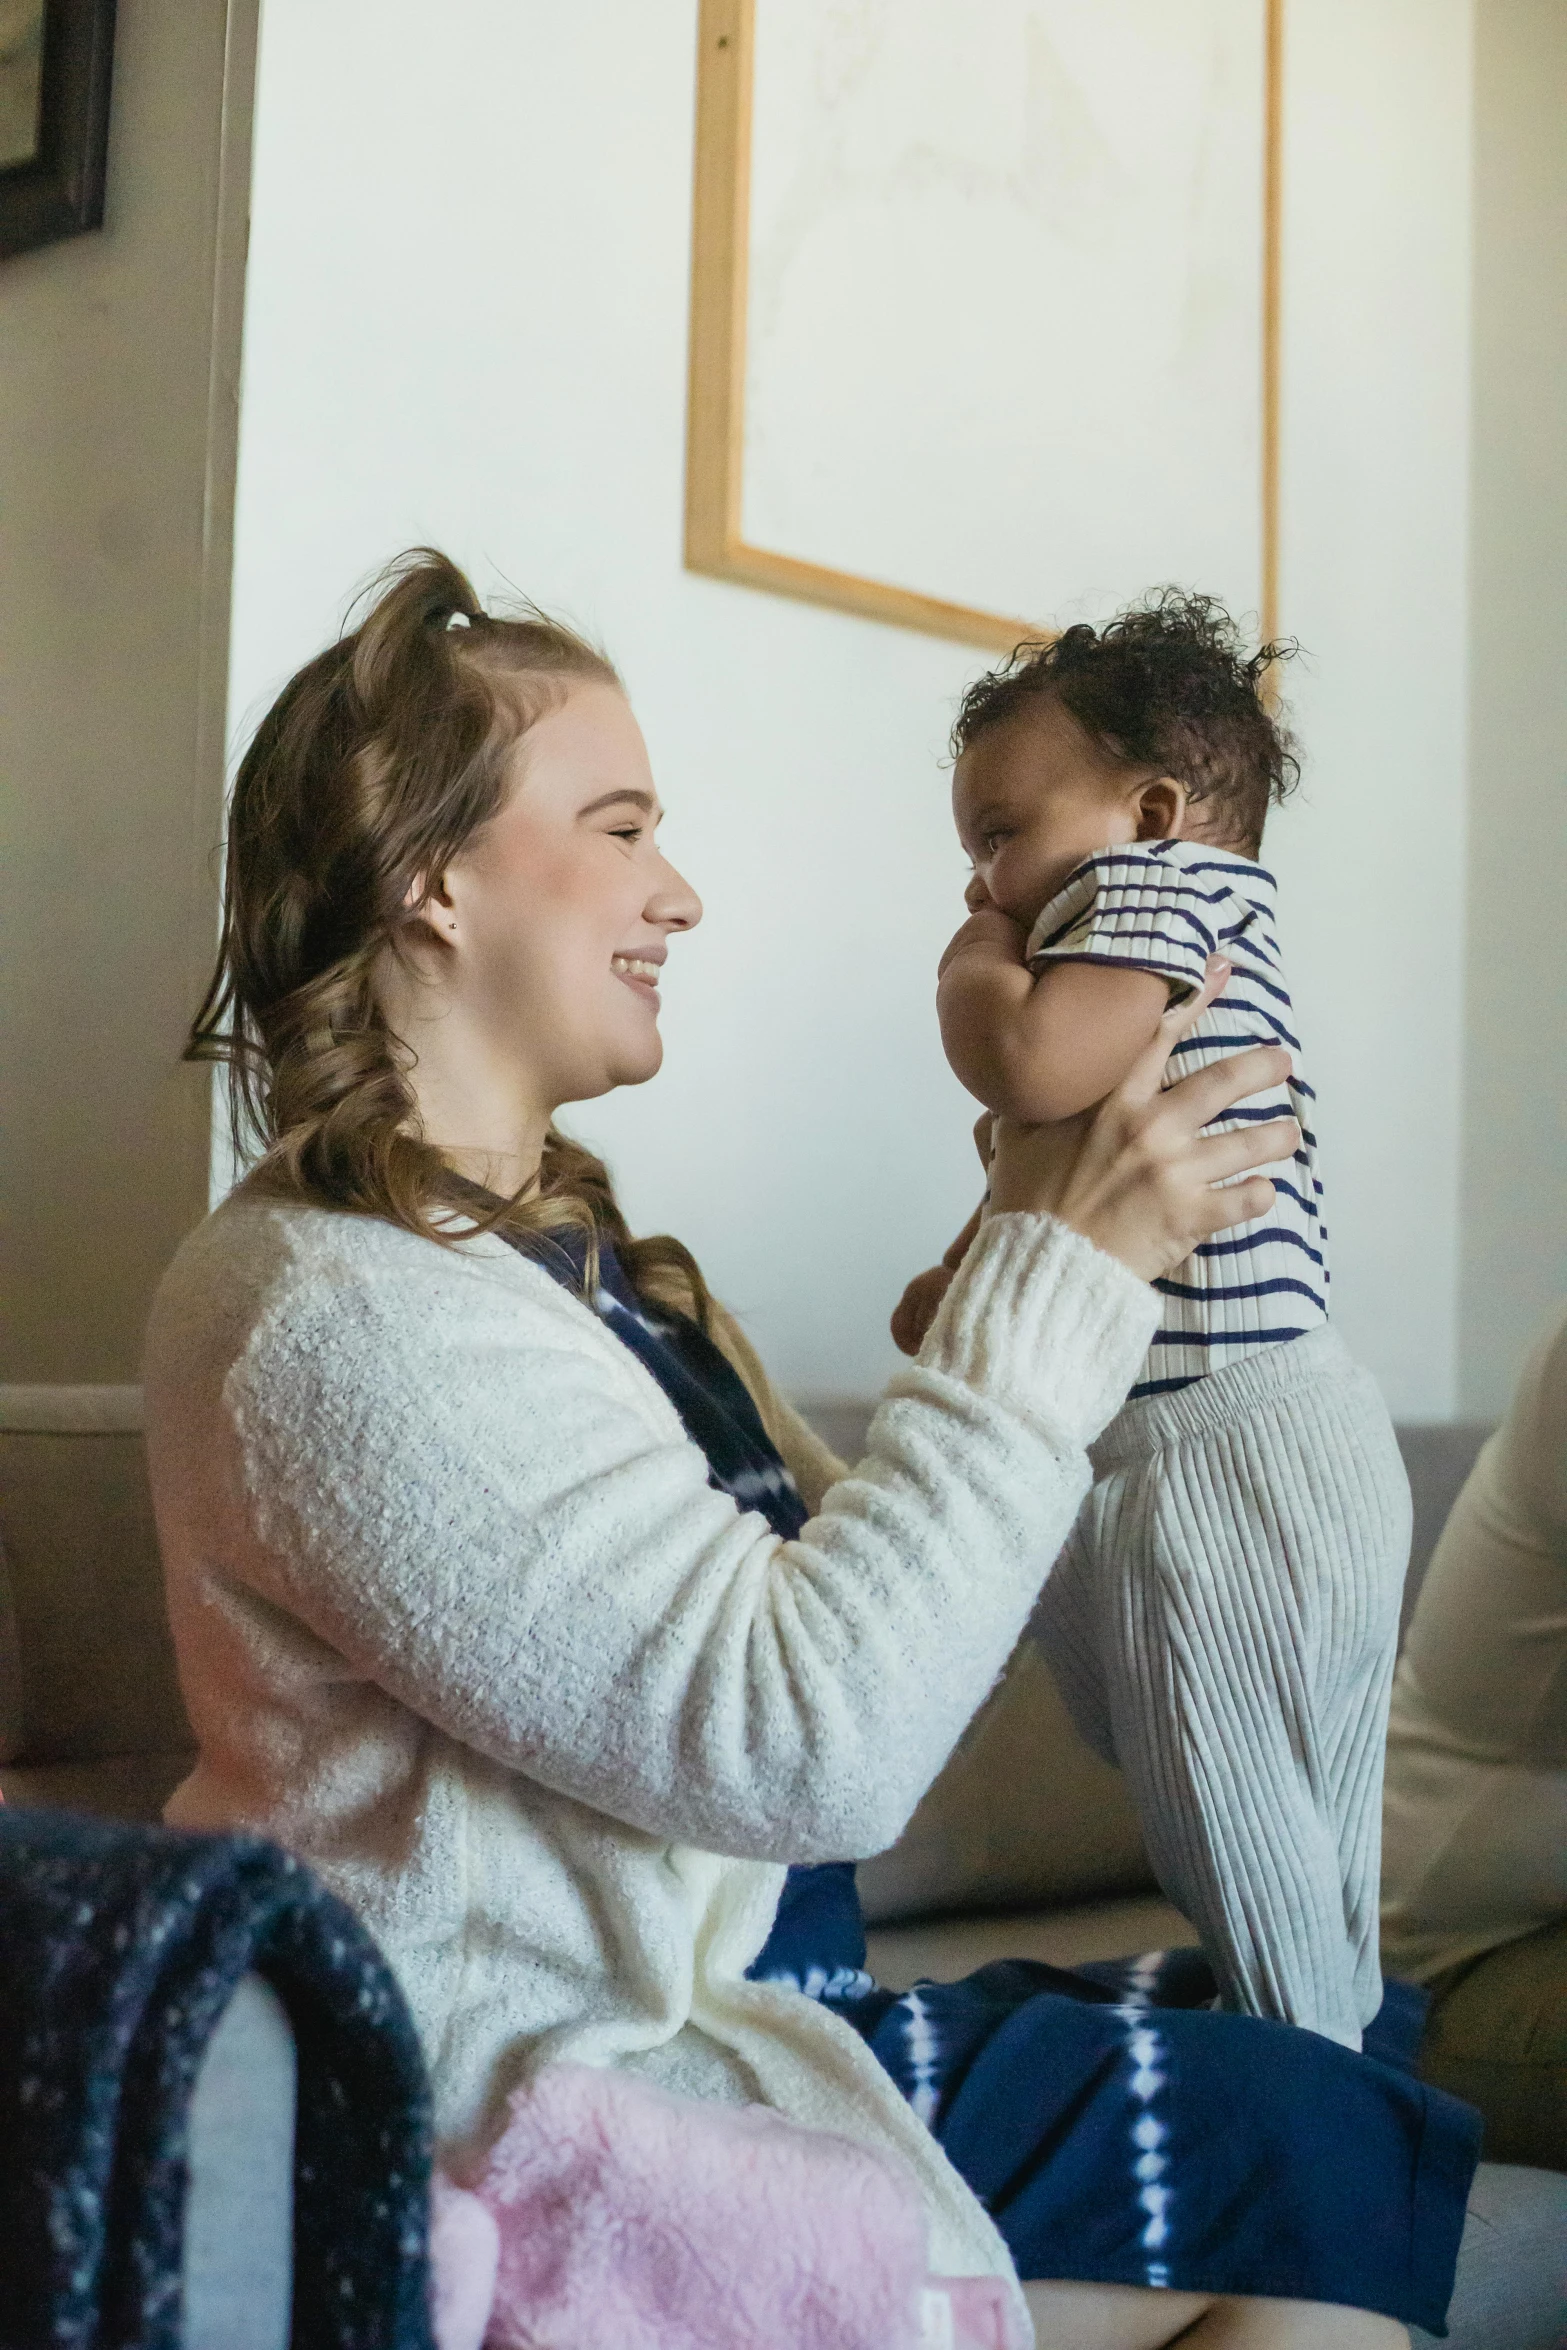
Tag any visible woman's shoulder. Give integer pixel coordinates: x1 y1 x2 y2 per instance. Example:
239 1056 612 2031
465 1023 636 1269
143 1185 597 1405
155 1181 517 1299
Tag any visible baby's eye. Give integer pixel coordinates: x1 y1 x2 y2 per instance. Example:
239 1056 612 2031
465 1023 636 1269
982 829 1012 854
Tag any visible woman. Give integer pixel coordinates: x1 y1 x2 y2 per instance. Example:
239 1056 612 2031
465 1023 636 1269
144 551 1474 2346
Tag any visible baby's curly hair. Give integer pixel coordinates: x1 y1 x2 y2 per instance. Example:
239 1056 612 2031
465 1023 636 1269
951 589 1299 858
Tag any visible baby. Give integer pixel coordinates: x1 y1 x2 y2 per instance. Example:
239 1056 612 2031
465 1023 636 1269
899 592 1410 2049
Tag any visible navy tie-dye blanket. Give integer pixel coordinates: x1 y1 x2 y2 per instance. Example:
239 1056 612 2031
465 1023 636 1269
0 1807 436 2350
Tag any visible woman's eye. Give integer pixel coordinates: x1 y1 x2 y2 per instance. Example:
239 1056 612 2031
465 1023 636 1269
610 825 644 844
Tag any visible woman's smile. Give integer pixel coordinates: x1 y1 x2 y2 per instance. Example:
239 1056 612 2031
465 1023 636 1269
611 951 664 1001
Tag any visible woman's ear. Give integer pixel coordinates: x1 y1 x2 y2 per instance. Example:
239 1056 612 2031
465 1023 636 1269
1134 775 1189 842
401 871 459 944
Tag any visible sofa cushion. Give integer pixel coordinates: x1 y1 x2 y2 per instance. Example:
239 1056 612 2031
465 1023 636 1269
865 1890 1194 1991
1397 1420 1496 1632
1407 2162 1567 2350
857 1636 1155 1928
0 1388 191 1767
0 1534 20 1766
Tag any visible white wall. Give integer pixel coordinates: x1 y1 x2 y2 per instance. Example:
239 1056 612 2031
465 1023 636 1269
1458 0 1567 1417
227 0 1476 1415
1270 0 1475 1420
0 0 255 1382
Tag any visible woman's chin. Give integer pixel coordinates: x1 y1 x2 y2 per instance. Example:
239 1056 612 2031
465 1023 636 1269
604 1028 666 1092
554 1006 666 1103
624 1036 665 1087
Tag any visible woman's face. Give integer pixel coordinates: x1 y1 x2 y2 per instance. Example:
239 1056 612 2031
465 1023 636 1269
433 681 702 1115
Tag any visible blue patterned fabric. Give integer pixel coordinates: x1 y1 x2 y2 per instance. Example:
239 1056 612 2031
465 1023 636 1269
753 1870 1478 2333
499 1215 1481 2335
0 1807 436 2350
465 1197 810 1541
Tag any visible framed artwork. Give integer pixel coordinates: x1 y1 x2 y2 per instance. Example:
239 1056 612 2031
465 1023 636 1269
0 0 115 263
685 0 1281 651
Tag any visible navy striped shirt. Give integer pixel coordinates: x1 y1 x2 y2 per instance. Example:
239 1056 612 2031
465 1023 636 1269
1026 840 1328 1400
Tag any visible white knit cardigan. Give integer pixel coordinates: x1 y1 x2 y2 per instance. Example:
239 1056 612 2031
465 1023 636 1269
142 1191 1157 2300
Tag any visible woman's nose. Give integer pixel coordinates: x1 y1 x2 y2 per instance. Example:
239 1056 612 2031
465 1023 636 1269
650 856 702 933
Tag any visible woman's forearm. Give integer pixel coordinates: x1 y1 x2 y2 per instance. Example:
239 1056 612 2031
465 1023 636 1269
215 1216 1155 1866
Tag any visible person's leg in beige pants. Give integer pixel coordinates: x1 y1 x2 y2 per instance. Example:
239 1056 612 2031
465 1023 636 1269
1417 1919 1567 2172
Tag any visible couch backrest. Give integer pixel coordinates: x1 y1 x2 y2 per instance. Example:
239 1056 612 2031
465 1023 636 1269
0 1387 191 1765
0 1383 1499 1912
0 1500 20 1763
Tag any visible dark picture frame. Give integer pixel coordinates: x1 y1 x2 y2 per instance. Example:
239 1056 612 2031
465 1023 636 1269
0 0 116 263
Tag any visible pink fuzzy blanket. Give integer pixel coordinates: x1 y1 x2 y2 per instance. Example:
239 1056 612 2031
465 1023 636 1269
428 2063 1023 2350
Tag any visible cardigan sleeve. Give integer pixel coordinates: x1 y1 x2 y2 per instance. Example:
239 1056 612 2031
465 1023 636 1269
220 1211 1156 1865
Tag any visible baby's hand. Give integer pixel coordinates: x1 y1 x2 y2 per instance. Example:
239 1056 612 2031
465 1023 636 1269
936 903 1029 984
890 1263 957 1356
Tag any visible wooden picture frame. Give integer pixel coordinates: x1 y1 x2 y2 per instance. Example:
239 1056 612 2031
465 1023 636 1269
685 0 1282 653
0 0 116 264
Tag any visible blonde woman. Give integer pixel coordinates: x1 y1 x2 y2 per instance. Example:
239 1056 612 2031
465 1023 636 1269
144 551 1477 2347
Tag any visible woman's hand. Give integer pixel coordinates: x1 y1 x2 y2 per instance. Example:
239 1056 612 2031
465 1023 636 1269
985 956 1299 1283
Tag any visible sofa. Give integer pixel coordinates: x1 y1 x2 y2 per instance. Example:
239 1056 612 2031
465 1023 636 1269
1 1383 1563 2349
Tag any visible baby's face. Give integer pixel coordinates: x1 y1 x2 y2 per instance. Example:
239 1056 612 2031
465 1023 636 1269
952 697 1152 928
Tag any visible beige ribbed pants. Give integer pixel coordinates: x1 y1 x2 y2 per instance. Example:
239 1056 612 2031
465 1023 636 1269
1032 1328 1411 2049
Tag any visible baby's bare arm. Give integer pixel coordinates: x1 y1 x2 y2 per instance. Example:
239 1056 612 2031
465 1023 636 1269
937 912 1172 1121
889 1146 988 1358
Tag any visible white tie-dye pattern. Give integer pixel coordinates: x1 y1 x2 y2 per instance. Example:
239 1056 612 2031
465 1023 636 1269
902 1987 943 2126
1115 1953 1174 2288
595 1293 803 1520
759 1963 874 2003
